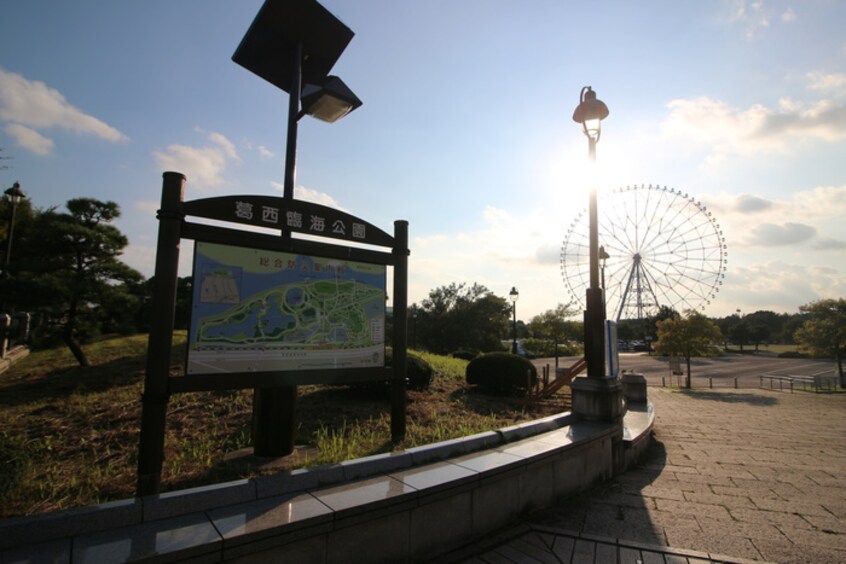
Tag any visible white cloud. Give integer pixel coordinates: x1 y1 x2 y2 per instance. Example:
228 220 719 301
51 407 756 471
812 237 846 251
701 186 846 251
721 261 846 313
153 131 239 189
0 68 126 155
807 71 846 94
258 145 274 159
662 96 846 162
207 131 239 161
745 222 816 246
4 123 54 156
268 182 348 211
725 0 796 39
781 8 797 23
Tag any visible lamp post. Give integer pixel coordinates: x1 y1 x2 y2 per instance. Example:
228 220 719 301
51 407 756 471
3 182 25 278
572 86 609 380
232 0 362 457
599 245 609 291
569 86 624 423
509 286 519 354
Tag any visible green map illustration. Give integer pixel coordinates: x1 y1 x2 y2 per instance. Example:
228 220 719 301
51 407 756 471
188 242 385 374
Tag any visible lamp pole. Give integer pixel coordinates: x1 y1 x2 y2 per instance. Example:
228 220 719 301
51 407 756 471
3 182 25 278
509 286 519 354
573 86 609 380
568 86 625 423
599 245 609 292
232 0 362 458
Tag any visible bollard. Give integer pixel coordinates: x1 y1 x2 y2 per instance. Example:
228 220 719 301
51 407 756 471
709 377 713 389
734 377 738 389
662 376 666 388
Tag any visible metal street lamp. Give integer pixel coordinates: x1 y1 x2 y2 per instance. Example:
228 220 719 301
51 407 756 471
3 182 25 277
233 0 362 201
232 0 362 457
599 245 610 291
509 286 519 354
572 86 609 380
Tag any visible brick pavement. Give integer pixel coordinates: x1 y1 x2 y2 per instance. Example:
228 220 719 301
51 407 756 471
454 387 846 563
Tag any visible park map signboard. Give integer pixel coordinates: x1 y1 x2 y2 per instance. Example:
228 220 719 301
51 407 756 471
188 242 386 374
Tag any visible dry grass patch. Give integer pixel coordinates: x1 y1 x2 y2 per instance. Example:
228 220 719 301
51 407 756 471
0 335 569 518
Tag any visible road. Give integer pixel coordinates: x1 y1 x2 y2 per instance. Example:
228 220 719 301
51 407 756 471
532 352 838 389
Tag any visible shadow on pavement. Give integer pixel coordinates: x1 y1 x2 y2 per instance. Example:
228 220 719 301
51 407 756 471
525 437 669 546
679 389 778 406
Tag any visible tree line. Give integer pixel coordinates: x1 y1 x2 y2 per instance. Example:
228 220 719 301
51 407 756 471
2 196 843 374
0 196 191 367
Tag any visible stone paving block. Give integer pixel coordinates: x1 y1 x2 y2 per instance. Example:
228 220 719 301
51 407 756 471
697 515 788 543
821 500 846 519
592 491 655 510
663 528 763 561
778 525 846 551
682 490 756 510
644 508 702 531
455 387 846 564
801 512 846 534
674 471 735 487
639 484 688 501
654 498 733 520
728 507 814 529
793 483 846 502
725 478 803 500
753 536 846 564
751 496 833 517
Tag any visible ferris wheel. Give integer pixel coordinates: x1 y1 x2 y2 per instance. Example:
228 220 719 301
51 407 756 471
560 184 727 321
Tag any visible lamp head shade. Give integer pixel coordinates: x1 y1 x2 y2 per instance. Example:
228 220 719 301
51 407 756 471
572 87 609 140
301 75 363 122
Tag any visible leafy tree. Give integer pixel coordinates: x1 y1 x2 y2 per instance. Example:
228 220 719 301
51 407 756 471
9 198 142 366
410 282 509 355
794 298 846 386
618 305 678 343
781 312 808 345
744 310 782 351
134 276 193 332
646 305 679 340
653 310 722 388
526 303 581 355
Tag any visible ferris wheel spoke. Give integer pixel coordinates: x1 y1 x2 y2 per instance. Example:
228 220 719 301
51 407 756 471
562 184 726 320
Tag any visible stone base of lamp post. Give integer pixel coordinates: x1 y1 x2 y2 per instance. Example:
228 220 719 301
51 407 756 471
570 375 624 422
620 372 648 403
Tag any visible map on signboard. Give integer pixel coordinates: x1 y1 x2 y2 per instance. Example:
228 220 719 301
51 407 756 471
187 242 386 375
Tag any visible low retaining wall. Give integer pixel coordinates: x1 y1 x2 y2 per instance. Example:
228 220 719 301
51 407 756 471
1 404 653 563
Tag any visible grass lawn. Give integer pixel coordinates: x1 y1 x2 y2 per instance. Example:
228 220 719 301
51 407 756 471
0 333 568 518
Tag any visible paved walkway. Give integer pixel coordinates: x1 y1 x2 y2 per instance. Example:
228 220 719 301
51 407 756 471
450 387 846 563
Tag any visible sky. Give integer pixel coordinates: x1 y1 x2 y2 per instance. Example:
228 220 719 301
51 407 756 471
1 0 845 323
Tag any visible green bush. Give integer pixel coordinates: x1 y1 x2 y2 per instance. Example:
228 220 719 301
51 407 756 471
385 348 434 390
465 352 537 395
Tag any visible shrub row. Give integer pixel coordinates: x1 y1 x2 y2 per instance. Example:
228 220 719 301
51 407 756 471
385 348 435 390
465 352 537 395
